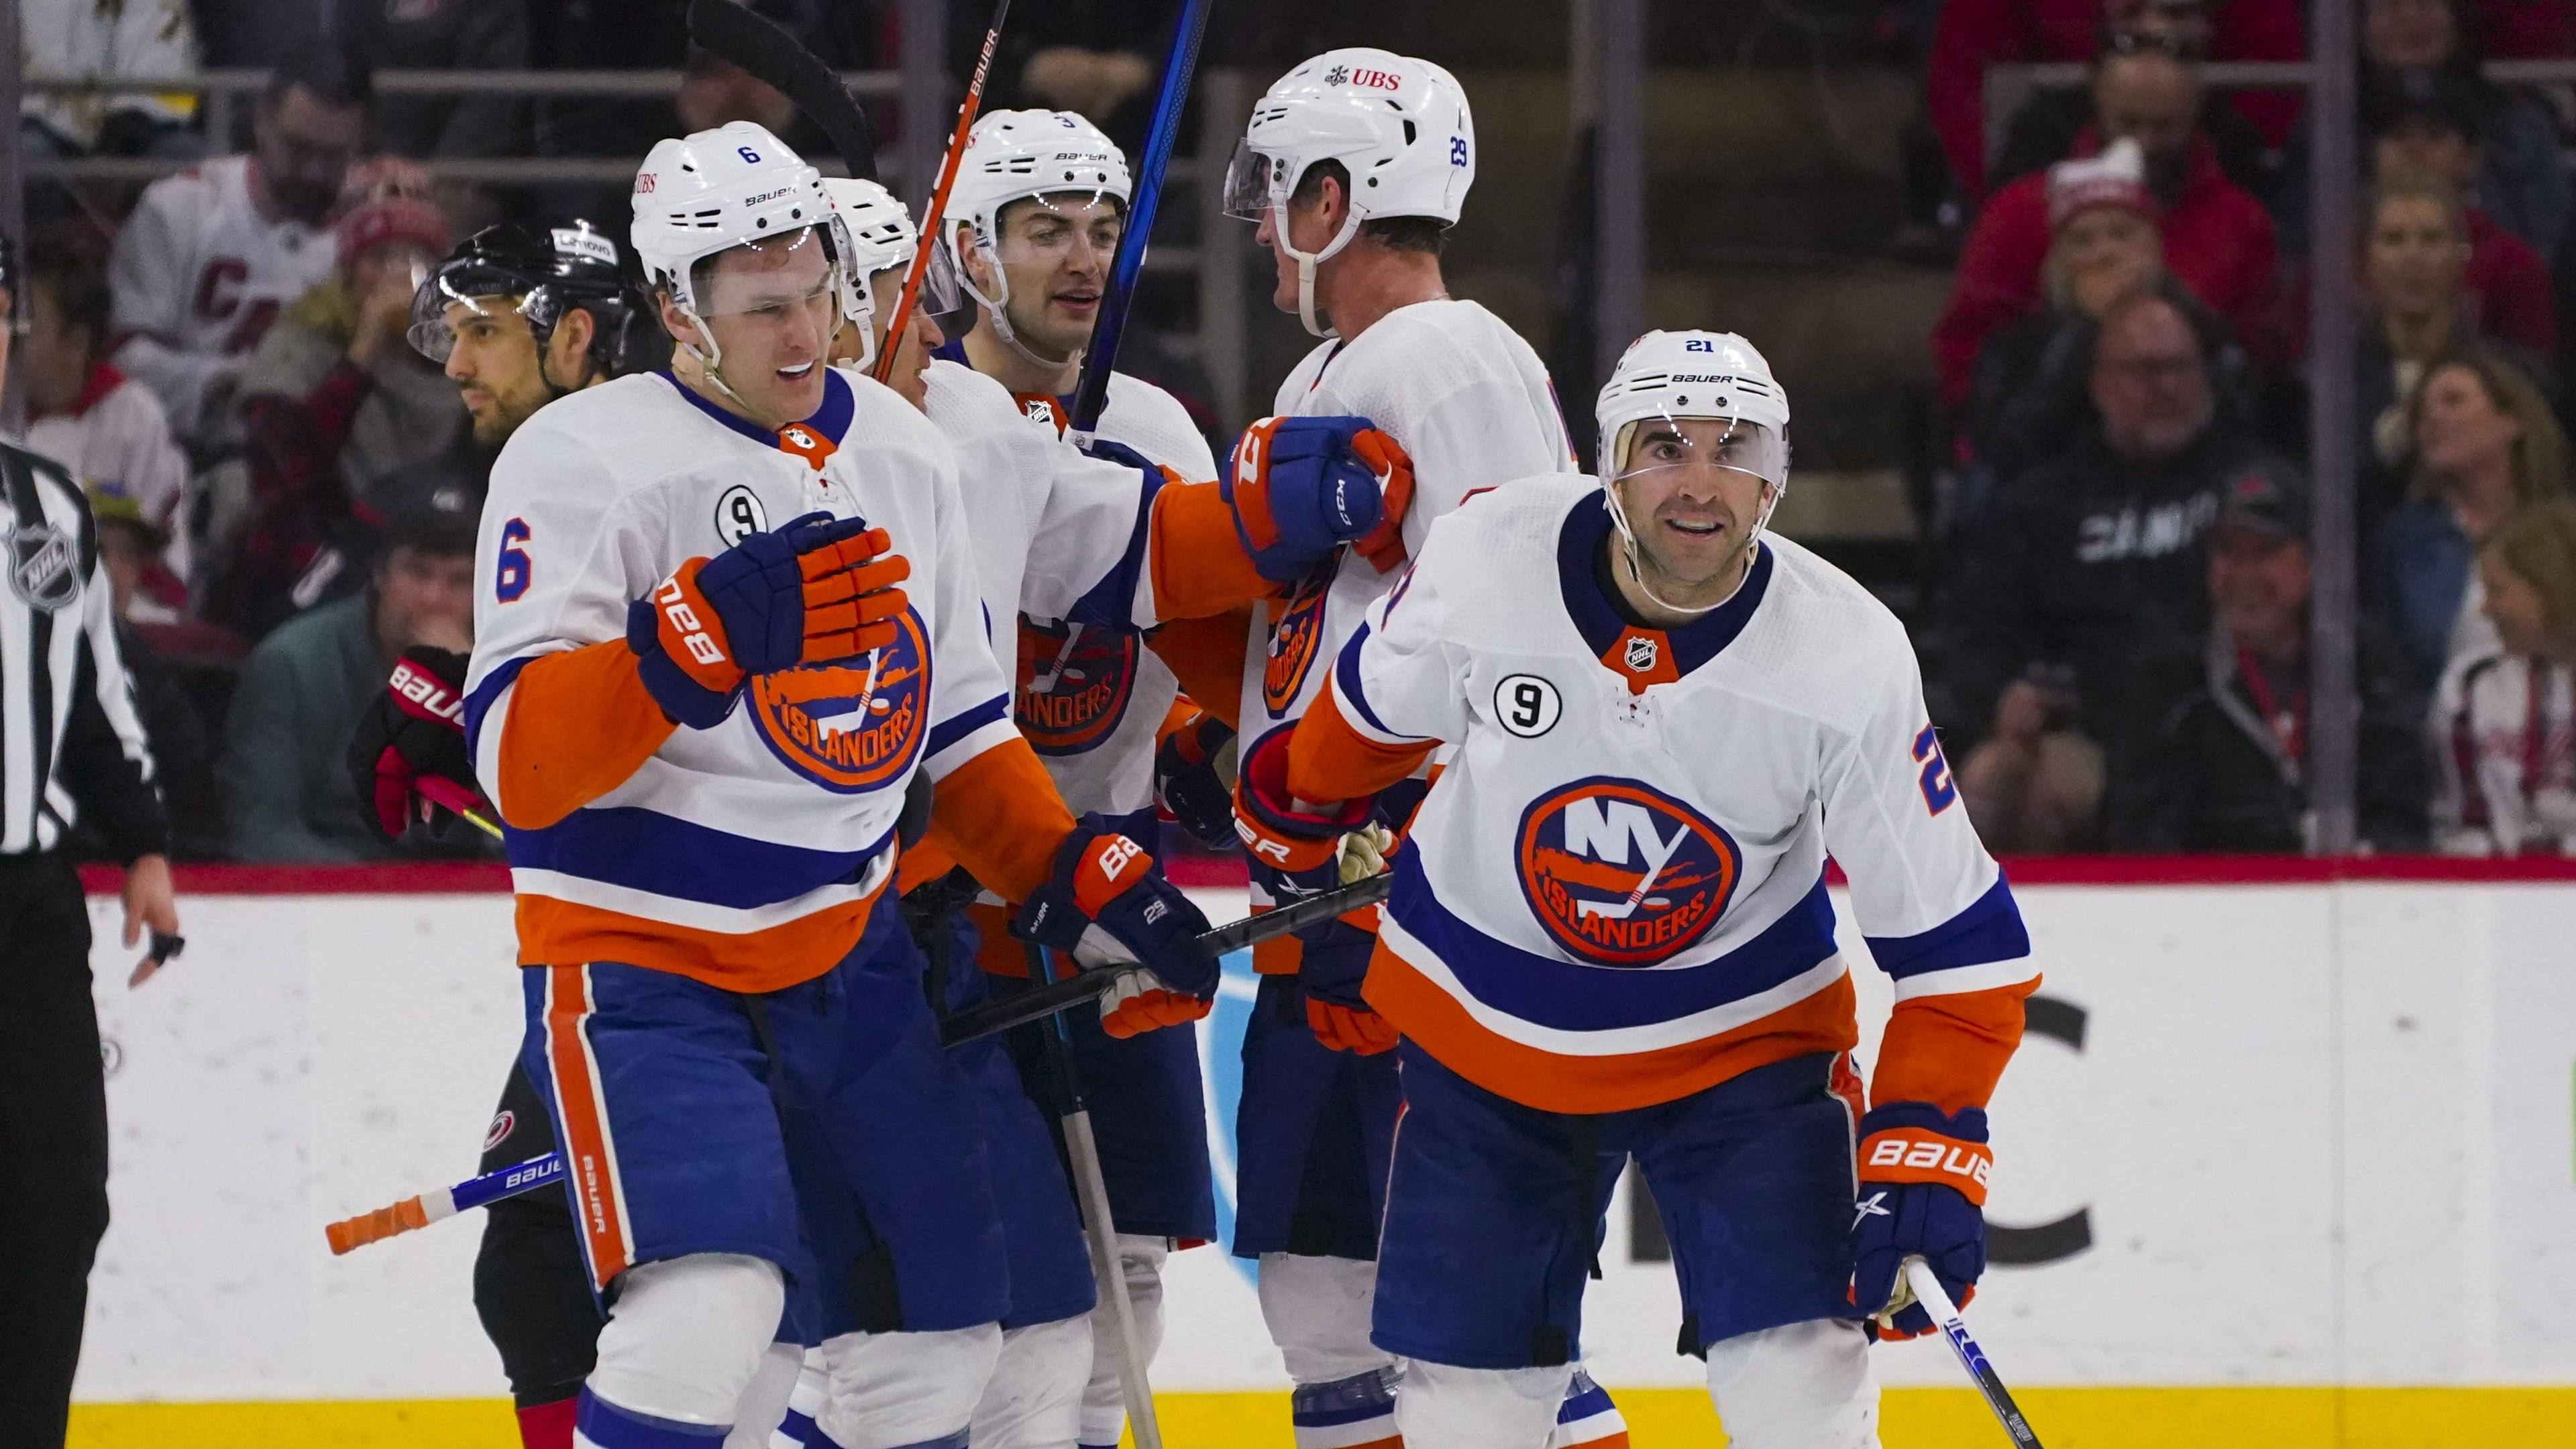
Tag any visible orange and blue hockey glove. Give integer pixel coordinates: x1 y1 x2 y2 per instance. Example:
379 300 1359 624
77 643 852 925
1222 415 1415 582
627 510 910 727
1232 727 1398 1054
1851 1103 1992 1340
1014 815 1219 1038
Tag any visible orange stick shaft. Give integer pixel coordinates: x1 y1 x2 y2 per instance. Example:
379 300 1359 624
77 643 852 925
871 0 1011 382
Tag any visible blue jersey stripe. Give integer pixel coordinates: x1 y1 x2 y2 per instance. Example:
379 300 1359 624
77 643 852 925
506 805 893 910
1864 875 2029 979
926 693 1010 761
1385 847 1839 1033
464 653 536 761
1334 621 1417 739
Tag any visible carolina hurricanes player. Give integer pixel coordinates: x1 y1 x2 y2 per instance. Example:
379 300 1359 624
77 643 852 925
107 45 365 445
461 122 1220 1449
1216 48 1625 1449
1236 331 2040 1448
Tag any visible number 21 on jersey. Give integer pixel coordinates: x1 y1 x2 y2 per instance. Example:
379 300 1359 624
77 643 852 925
1912 723 1956 814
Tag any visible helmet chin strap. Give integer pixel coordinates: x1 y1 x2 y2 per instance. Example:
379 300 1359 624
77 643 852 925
1601 430 1783 619
958 234 1084 377
1271 199 1364 339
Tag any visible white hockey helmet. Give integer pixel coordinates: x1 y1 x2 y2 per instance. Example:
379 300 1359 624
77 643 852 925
1595 329 1792 614
1222 48 1476 337
629 121 859 384
941 109 1132 367
822 176 959 373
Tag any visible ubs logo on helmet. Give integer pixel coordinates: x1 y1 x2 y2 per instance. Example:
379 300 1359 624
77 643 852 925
1262 572 1332 718
1017 617 1139 755
1515 777 1739 967
748 606 932 793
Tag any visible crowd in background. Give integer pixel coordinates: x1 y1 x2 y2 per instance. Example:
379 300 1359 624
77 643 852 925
21 0 2576 864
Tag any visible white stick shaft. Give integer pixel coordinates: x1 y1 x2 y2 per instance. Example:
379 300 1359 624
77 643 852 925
1905 1257 1962 1326
1062 1108 1162 1449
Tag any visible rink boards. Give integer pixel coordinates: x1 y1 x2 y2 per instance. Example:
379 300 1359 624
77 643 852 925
63 859 2576 1445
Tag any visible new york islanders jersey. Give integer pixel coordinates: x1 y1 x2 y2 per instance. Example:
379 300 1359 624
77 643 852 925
1242 298 1576 747
464 366 1018 990
107 156 335 439
1293 476 2037 1114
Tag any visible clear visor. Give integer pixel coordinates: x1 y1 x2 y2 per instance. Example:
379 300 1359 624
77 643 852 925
1222 142 1290 221
904 243 965 317
1611 415 1789 489
408 276 532 363
693 225 845 321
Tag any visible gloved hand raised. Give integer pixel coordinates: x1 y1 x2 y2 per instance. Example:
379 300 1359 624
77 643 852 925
627 510 910 727
1222 415 1415 582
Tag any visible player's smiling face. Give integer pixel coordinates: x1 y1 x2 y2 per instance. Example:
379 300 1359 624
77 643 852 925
983 194 1122 358
1613 417 1774 593
680 227 839 429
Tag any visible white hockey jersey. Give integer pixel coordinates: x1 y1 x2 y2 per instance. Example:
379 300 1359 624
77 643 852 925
464 367 1018 989
1299 477 2036 1113
1241 298 1576 752
107 155 335 441
2431 647 2576 855
22 366 194 584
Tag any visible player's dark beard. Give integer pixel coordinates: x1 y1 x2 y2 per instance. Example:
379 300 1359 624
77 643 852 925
272 175 340 226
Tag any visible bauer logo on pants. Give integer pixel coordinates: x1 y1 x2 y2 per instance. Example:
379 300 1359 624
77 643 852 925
1515 777 1740 966
748 606 932 792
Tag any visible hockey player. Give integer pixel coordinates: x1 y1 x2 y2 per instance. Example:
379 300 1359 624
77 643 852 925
936 113 1226 1449
1234 331 2040 1448
347 219 663 1449
461 121 1220 1449
1216 47 1627 1449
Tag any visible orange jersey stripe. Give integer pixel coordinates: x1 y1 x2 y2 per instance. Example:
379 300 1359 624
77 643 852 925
515 886 886 994
1870 977 2040 1115
494 641 678 830
1148 608 1255 731
541 965 632 1290
925 737 1076 906
897 838 960 895
1147 480 1281 622
1364 940 1860 1115
1288 684 1437 804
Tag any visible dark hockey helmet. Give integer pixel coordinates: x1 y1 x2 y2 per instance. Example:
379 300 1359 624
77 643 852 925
408 220 665 380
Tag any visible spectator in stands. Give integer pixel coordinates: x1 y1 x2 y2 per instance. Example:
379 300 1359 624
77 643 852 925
1933 42 2279 413
2351 179 2554 540
19 0 199 158
1954 666 2108 853
1967 140 2257 478
1988 10 2277 205
17 237 194 611
82 482 226 861
2365 68 2556 354
221 467 481 863
2365 0 2570 258
339 0 529 159
2369 344 2571 686
204 164 462 639
1946 290 2280 773
2110 466 2430 851
1927 0 2305 206
107 42 369 453
2432 497 2576 853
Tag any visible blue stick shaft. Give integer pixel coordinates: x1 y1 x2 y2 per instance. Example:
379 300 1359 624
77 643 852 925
451 1151 565 1213
1067 0 1213 441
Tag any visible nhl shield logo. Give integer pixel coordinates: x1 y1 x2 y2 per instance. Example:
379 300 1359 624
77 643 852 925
7 523 80 612
1623 634 1659 674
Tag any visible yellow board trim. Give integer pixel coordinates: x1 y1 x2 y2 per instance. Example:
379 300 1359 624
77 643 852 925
67 1387 2576 1448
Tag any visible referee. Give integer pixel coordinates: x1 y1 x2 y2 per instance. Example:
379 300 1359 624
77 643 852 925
0 229 183 1448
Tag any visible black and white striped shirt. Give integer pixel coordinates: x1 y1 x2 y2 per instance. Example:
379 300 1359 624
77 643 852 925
1 439 167 859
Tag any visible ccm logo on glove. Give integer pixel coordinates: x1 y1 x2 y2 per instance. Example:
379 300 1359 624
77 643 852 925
1860 1129 1994 1205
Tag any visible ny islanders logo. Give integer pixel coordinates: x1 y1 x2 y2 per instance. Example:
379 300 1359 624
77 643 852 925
1017 616 1139 755
1262 572 1332 718
749 606 932 792
1515 777 1740 966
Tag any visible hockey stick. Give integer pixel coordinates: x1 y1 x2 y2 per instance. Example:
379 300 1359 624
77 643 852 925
1905 1258 2045 1448
326 1152 563 1255
934 869 1393 1047
1065 0 1213 443
869 0 1012 384
323 877 1393 1254
687 0 877 180
1027 943 1166 1449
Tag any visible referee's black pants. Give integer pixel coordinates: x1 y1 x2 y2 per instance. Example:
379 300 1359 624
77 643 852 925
0 854 109 1449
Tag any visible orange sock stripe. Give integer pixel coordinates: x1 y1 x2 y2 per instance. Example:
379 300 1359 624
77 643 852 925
541 965 630 1290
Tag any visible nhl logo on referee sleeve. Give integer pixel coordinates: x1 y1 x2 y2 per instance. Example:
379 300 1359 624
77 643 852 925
6 523 80 612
